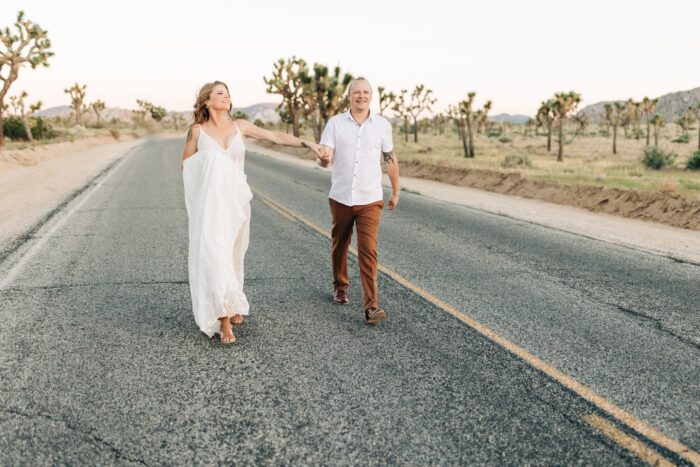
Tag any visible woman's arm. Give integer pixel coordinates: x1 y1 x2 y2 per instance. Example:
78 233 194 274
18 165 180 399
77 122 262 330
180 125 200 170
236 119 324 158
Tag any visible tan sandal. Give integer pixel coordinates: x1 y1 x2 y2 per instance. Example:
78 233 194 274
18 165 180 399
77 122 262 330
219 318 236 345
229 313 244 325
220 332 236 345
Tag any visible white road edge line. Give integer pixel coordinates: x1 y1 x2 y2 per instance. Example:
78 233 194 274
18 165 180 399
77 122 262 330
0 144 139 290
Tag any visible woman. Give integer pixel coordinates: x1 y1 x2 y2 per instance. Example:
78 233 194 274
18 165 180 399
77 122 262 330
181 81 323 345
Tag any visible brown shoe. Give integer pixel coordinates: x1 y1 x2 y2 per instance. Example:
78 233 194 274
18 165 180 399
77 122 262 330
334 289 350 305
365 308 386 325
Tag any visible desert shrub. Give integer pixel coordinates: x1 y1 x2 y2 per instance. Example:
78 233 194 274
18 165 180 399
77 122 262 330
487 129 501 138
642 146 676 169
2 115 56 140
502 154 533 168
254 119 265 128
232 111 249 120
31 117 57 139
149 106 167 122
498 136 511 143
109 129 121 140
672 133 690 143
686 150 700 170
3 116 26 140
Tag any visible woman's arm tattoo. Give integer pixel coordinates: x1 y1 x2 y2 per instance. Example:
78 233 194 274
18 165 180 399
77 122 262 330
186 127 193 142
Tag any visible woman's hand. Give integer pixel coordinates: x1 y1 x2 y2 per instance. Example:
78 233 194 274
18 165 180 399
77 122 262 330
304 141 329 162
303 141 321 155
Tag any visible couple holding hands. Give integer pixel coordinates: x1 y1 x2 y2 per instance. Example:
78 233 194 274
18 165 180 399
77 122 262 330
181 77 400 345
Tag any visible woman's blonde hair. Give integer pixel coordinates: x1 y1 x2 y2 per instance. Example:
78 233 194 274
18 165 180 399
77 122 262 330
191 81 232 126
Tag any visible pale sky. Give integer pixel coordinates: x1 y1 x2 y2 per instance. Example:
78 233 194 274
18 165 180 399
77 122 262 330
1 0 698 116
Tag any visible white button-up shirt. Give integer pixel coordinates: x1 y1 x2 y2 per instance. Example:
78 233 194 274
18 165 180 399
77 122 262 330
320 110 394 206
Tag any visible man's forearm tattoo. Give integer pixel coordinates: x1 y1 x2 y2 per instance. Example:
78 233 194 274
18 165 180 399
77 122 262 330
382 150 395 164
186 127 193 142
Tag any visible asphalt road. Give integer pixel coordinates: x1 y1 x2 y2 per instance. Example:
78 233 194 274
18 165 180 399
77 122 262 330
0 137 697 465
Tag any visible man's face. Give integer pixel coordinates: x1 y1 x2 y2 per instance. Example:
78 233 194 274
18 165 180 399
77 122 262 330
349 80 372 112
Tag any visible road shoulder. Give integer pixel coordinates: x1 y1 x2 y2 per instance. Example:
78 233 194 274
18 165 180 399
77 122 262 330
246 140 700 264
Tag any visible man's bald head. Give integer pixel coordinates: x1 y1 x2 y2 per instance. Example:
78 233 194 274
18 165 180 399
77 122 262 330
348 77 373 95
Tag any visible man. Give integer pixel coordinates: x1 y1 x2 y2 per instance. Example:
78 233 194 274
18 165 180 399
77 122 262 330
318 77 401 325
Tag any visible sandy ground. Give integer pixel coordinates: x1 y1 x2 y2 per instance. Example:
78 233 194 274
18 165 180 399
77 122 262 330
247 140 700 264
0 138 142 258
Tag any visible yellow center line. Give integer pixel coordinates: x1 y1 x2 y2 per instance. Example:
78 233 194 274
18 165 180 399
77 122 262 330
583 415 675 467
252 187 699 466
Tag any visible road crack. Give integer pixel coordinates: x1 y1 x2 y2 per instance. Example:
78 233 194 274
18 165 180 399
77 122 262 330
612 304 700 350
2 407 148 465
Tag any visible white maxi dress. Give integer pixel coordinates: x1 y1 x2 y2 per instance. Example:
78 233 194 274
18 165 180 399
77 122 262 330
182 124 253 337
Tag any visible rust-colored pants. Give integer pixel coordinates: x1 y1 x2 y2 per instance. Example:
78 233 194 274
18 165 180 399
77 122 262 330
329 198 384 310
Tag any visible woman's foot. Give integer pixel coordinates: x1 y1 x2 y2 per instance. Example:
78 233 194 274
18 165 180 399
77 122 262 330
219 318 236 345
229 313 244 325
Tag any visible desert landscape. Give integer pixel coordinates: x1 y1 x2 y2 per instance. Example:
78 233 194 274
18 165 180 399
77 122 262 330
2 11 698 232
2 4 700 466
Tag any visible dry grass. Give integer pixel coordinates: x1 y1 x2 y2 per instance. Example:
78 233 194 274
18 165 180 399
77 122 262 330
392 126 700 199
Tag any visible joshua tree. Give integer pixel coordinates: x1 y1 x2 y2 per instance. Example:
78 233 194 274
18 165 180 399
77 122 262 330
392 89 410 142
525 118 536 137
407 84 436 143
459 92 477 158
604 102 626 154
551 91 581 161
91 99 105 127
572 112 588 140
135 99 152 123
476 100 492 134
624 99 642 140
264 56 308 137
149 105 167 122
10 90 41 142
446 104 468 156
169 112 187 131
689 102 700 149
432 113 448 134
641 97 658 146
64 83 87 126
8 93 22 115
675 111 694 137
650 113 664 147
300 63 352 140
0 11 53 146
537 99 556 152
377 86 396 116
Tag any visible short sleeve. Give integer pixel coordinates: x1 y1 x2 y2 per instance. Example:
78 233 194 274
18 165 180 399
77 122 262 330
381 120 394 152
320 119 336 148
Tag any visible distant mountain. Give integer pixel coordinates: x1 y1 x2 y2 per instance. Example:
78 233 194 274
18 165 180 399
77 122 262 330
235 103 280 122
579 86 700 122
36 105 71 117
488 113 531 124
38 102 281 123
37 106 134 122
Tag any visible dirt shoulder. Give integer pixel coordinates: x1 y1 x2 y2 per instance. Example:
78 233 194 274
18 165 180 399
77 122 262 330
247 140 700 264
0 137 142 258
253 140 699 231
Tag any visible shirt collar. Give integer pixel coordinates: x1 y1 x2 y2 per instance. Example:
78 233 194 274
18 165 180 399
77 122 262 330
345 109 374 124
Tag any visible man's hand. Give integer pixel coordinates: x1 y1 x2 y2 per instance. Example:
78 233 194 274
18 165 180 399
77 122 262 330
317 146 332 167
387 192 400 210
